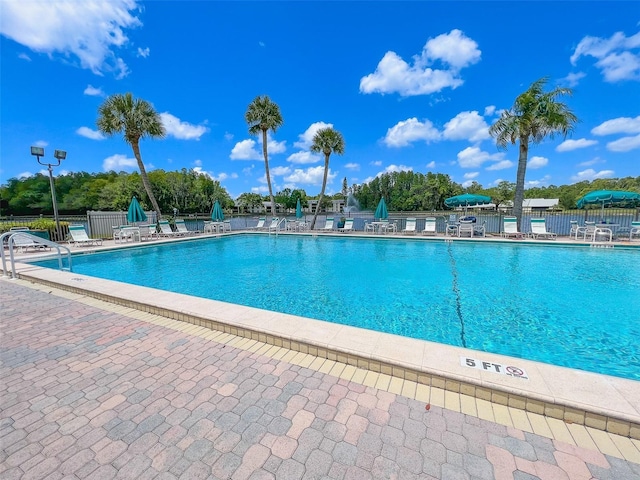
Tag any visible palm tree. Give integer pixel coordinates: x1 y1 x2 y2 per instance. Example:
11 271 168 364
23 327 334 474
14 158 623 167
309 127 345 229
245 96 283 216
97 93 166 219
489 77 578 228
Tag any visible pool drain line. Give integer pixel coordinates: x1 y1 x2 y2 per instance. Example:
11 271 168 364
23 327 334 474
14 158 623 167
446 242 467 348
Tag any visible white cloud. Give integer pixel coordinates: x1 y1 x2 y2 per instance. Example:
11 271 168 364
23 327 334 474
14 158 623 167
18 171 33 179
159 112 209 140
384 118 440 147
257 133 286 154
456 146 502 168
525 175 552 187
258 41 265 47
103 153 137 171
463 172 479 179
461 180 475 188
570 31 640 82
578 157 603 167
591 115 640 135
426 161 436 169
251 185 269 194
0 0 142 78
384 164 412 173
555 138 598 152
193 167 238 182
571 169 615 182
370 160 382 166
483 105 496 116
286 151 321 164
224 132 234 141
359 29 481 96
76 126 105 140
559 71 586 87
193 159 202 167
18 52 30 61
230 139 262 160
284 166 335 186
442 111 490 142
486 160 514 171
527 156 548 169
294 122 333 149
606 134 640 152
83 85 105 96
33 140 48 148
242 165 254 176
344 163 360 170
270 166 291 176
137 47 150 58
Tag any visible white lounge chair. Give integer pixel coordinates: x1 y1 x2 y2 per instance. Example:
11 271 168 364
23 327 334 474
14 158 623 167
530 218 557 240
402 218 417 235
158 220 180 237
630 221 640 241
138 224 158 241
266 217 281 233
68 225 103 247
338 218 354 233
501 217 525 239
10 230 50 253
320 217 334 231
251 217 266 230
422 217 437 236
174 219 195 236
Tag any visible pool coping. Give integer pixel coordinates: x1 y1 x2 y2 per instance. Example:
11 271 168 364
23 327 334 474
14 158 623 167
6 232 640 440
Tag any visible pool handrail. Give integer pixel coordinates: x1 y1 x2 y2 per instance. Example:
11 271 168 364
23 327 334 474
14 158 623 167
1 231 72 278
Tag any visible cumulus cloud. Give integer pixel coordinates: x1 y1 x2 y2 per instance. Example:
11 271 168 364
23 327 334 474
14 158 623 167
359 29 481 96
230 139 262 160
426 161 436 169
570 30 640 82
559 71 586 87
555 138 598 152
284 166 335 186
527 156 548 169
442 111 490 142
606 134 640 152
286 151 321 164
76 126 105 140
344 163 360 170
486 160 514 171
591 115 640 135
463 172 479 179
103 153 137 171
384 164 412 173
137 47 150 58
456 146 502 168
483 105 496 116
0 0 142 78
193 167 238 182
83 85 105 96
383 118 440 147
270 166 291 176
257 133 286 154
159 113 209 140
571 169 615 182
525 175 551 187
294 122 333 149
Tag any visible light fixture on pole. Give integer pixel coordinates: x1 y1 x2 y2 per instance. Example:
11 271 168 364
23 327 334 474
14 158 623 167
31 146 66 241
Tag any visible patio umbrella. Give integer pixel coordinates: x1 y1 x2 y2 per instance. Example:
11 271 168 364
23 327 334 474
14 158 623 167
576 190 640 219
444 193 492 215
211 200 224 221
374 197 388 220
295 198 303 219
127 196 147 224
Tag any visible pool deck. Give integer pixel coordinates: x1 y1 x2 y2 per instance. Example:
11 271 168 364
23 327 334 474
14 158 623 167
4 231 639 443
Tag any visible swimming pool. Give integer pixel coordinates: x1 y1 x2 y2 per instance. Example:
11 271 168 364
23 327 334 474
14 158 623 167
35 235 640 380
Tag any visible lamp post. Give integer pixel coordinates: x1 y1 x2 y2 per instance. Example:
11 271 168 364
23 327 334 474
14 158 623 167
31 146 66 241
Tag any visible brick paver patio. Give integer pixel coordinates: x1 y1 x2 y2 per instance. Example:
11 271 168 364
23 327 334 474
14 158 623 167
1 280 639 479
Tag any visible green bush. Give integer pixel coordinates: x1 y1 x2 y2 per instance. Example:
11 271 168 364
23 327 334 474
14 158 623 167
0 219 68 235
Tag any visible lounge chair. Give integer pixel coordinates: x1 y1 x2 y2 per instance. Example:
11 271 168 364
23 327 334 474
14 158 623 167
267 217 280 233
501 217 525 239
319 217 334 231
402 218 417 235
10 230 50 253
68 225 103 247
630 221 640 241
458 221 474 238
338 218 354 233
174 219 195 236
158 220 180 237
138 224 158 241
251 217 266 230
422 217 437 236
530 218 557 240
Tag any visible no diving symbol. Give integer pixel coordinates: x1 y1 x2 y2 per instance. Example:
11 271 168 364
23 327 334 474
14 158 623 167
506 366 524 377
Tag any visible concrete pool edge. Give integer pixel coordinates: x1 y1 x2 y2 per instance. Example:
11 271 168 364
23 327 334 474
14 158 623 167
8 261 640 440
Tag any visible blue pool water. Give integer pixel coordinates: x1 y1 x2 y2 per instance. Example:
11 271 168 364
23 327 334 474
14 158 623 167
35 235 640 380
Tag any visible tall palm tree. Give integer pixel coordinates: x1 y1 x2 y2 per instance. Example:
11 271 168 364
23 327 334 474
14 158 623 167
309 127 345 229
489 77 578 228
245 96 283 215
97 93 166 219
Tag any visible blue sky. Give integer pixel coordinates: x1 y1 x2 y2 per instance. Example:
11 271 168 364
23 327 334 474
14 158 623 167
1 1 639 199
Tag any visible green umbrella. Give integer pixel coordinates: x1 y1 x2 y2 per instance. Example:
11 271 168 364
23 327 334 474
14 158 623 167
295 198 303 219
127 196 147 223
577 190 640 218
211 200 224 221
444 193 492 215
374 197 388 220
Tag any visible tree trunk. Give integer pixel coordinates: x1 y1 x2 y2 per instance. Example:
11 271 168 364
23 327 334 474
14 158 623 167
310 153 331 230
513 137 529 230
131 140 162 220
262 129 276 216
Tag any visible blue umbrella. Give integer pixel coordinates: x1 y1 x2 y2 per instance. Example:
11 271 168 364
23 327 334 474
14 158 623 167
374 197 388 220
295 198 303 219
577 190 640 218
211 200 224 221
444 193 492 214
127 196 147 223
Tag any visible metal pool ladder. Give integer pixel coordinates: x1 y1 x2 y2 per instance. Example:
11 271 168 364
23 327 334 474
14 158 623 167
1 231 72 279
